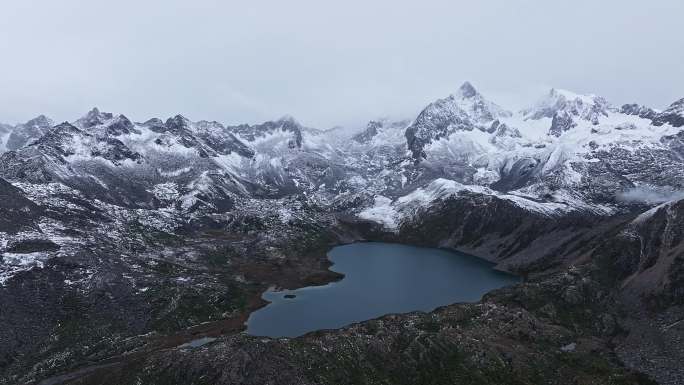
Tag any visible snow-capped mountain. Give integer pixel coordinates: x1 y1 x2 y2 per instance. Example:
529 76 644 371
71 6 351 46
1 82 682 219
0 81 682 224
0 115 54 152
387 83 684 207
522 88 612 136
0 110 364 212
405 82 512 159
1 111 253 210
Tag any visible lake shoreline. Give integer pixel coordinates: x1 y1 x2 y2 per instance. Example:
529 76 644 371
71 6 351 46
246 242 520 338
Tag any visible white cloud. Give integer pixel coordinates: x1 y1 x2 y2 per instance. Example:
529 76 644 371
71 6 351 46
617 187 684 204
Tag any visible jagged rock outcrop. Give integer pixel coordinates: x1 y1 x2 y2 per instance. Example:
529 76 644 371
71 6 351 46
653 98 684 128
621 103 659 120
352 120 383 143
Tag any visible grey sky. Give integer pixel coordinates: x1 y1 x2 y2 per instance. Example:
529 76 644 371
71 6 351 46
1 0 682 128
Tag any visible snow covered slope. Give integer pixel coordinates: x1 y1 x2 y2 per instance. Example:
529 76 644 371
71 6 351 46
0 83 681 226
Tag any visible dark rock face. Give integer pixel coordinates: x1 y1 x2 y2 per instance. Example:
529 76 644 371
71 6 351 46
490 120 521 138
585 146 684 202
37 122 81 144
653 98 684 128
162 115 209 153
76 107 114 129
582 200 684 385
549 110 577 137
627 200 684 308
0 148 57 182
104 115 137 136
622 99 684 128
193 121 255 158
142 118 167 133
459 80 478 98
6 239 60 253
395 192 615 272
0 178 41 232
1 122 144 181
661 130 684 158
491 157 541 191
620 103 659 120
92 137 143 164
405 99 473 159
164 114 192 135
352 120 381 143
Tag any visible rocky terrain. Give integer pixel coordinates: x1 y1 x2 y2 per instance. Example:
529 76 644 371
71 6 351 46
1 83 683 384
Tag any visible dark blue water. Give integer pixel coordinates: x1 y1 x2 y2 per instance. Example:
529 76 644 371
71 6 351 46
246 242 519 338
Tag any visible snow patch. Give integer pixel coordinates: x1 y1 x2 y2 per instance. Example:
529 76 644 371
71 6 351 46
358 196 399 230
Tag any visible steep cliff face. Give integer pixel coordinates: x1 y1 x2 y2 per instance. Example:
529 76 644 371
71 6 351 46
622 200 684 308
395 193 601 269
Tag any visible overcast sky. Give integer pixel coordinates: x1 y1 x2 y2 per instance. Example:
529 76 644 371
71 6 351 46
1 0 682 128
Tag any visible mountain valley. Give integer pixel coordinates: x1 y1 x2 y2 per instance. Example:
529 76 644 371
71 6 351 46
1 83 683 385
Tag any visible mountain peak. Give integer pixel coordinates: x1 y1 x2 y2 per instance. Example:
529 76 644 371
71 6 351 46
165 114 192 133
405 83 511 159
76 107 114 129
83 107 109 120
277 114 300 126
166 114 191 126
457 81 478 98
24 114 53 128
525 88 609 118
547 88 601 105
523 88 612 136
